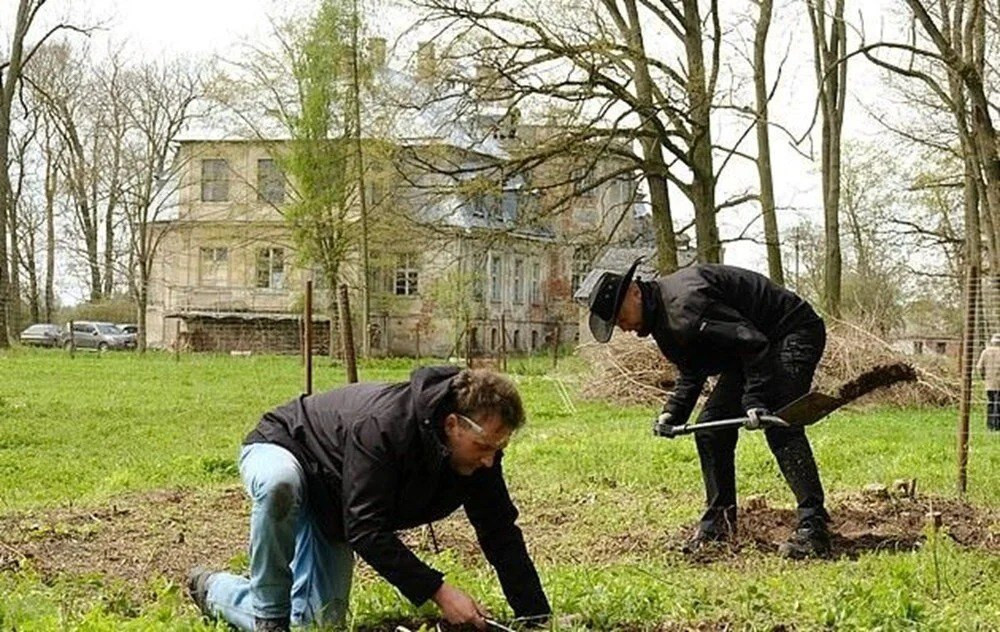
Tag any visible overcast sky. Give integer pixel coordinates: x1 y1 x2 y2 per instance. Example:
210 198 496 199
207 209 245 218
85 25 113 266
7 0 908 302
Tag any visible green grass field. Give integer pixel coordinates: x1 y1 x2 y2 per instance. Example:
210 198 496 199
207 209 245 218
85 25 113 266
1 348 998 631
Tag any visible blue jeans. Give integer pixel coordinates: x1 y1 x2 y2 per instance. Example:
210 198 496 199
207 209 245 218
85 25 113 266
205 443 354 630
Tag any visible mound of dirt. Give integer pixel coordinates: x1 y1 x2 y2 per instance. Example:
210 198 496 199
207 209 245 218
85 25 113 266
674 492 999 563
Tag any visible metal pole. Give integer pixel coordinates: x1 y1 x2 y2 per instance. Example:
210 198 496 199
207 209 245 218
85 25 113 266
552 323 560 369
305 279 313 395
958 263 978 495
68 319 75 358
339 284 358 383
464 317 471 367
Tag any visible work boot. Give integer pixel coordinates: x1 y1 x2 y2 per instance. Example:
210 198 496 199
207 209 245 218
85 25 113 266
255 618 291 632
778 519 831 559
186 566 215 618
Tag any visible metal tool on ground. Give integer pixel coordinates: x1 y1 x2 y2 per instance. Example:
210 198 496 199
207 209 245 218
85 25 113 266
486 618 518 632
657 362 918 438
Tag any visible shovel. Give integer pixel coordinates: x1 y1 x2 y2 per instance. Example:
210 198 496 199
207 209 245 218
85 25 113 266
658 362 917 438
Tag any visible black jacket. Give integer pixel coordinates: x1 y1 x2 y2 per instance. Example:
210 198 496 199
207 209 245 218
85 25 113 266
244 365 550 617
643 264 823 422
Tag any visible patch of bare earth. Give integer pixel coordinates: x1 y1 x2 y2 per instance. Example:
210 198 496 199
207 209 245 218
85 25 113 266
0 486 250 584
675 492 1000 564
0 488 995 630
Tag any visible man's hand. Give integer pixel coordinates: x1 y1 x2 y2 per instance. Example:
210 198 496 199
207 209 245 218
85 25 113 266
745 407 770 430
432 582 487 630
652 412 682 437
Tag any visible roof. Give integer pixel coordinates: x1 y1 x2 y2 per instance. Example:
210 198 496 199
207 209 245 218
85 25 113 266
177 67 508 158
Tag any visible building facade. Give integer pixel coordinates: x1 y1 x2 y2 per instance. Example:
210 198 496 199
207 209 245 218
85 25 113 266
146 132 647 356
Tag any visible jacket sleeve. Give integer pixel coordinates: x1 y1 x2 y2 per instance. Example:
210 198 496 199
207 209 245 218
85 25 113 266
464 454 550 620
342 419 444 606
662 366 707 424
697 305 775 411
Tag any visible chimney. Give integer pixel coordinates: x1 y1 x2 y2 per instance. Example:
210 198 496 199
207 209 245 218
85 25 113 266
368 37 386 70
416 41 436 80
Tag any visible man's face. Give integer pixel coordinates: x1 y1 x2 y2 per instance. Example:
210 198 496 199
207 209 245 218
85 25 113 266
443 411 511 476
614 282 645 333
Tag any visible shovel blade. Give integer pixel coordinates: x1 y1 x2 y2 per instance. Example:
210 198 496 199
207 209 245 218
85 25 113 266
775 391 843 426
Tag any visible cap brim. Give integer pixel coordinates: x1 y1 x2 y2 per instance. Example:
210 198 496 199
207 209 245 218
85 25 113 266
589 311 614 343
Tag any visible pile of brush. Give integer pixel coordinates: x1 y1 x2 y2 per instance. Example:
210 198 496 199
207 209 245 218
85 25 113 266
579 322 957 407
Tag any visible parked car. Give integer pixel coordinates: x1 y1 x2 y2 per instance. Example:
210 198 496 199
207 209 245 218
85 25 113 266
62 321 136 351
116 323 138 335
19 323 62 348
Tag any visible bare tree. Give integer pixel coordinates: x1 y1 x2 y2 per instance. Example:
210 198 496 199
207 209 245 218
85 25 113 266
0 0 88 344
412 0 753 270
119 60 204 352
806 0 848 318
752 0 784 285
857 1 1000 328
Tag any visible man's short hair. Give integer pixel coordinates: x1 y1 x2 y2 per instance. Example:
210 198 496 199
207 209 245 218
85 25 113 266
451 369 526 431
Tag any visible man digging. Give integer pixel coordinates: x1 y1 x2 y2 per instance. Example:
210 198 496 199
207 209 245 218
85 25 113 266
578 259 832 558
187 366 550 631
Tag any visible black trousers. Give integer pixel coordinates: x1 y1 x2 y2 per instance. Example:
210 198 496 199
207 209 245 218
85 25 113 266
694 322 828 536
987 390 1000 431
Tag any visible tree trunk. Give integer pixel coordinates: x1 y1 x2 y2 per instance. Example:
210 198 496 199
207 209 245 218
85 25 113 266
25 227 39 324
808 0 847 318
682 0 720 264
753 0 783 285
8 204 22 332
137 272 149 353
0 1 34 346
622 0 677 274
44 150 56 322
349 0 370 358
103 197 115 297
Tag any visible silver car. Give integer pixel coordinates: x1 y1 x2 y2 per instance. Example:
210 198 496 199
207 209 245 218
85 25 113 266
19 323 63 347
62 321 136 351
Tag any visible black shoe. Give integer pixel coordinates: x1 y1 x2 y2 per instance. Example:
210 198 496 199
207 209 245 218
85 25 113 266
186 566 215 617
778 521 831 559
255 618 291 632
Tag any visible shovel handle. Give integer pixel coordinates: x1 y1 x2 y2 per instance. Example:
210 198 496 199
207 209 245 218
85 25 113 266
660 415 787 438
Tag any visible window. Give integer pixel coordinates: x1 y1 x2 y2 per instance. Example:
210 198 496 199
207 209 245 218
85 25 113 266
490 328 498 350
366 178 386 207
572 247 594 294
199 247 229 287
394 254 419 296
513 329 521 350
513 258 524 305
201 159 230 202
530 260 541 304
472 193 501 220
489 253 503 302
256 248 285 289
531 330 538 350
572 167 598 196
257 159 285 204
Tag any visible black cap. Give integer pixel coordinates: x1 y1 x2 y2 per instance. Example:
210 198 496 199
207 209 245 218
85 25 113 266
584 258 642 343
